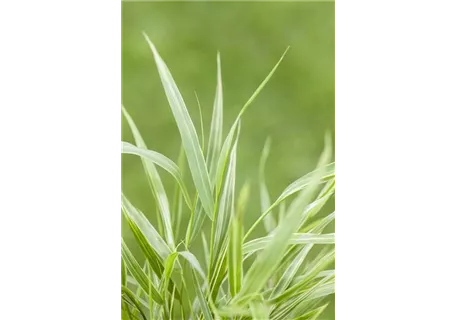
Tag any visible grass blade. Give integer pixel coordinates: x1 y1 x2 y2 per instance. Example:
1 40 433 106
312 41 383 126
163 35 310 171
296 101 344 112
259 137 276 233
249 297 270 320
278 202 286 224
233 139 332 305
158 252 179 317
161 252 178 296
293 270 335 285
271 210 335 299
270 275 333 320
122 257 127 287
270 207 335 299
192 271 214 320
303 212 336 234
270 245 313 299
290 303 329 320
121 141 192 210
210 125 239 273
276 162 335 205
228 183 249 297
121 194 171 261
214 47 290 197
147 261 155 320
144 33 214 219
244 161 335 240
197 47 290 256
185 201 205 246
202 232 210 270
122 106 176 249
207 52 223 184
243 233 335 255
172 145 186 239
184 54 224 246
195 91 205 152
121 239 164 305
275 280 334 320
178 250 206 280
208 124 240 301
270 249 335 304
123 212 164 278
122 285 148 320
299 189 334 227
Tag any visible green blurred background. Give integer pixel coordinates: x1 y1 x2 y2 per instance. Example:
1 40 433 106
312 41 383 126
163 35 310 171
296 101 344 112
122 1 334 318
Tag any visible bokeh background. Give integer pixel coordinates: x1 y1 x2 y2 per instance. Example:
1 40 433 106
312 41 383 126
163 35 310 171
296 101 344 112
122 1 334 318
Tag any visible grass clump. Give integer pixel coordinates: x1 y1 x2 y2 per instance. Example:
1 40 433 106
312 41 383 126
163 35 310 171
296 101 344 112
121 33 335 320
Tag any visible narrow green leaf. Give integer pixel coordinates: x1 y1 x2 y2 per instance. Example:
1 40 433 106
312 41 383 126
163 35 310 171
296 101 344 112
214 47 290 197
159 252 180 317
276 162 335 205
169 286 177 320
259 137 276 233
124 213 181 305
244 162 335 240
243 233 334 255
271 277 334 320
270 276 333 320
121 106 176 249
121 239 164 305
202 232 210 270
298 180 335 229
194 91 205 152
291 303 329 320
228 182 249 297
121 257 127 287
217 305 251 317
178 250 206 280
278 202 286 224
317 177 335 199
123 212 164 276
207 295 223 320
121 194 171 261
270 207 335 299
270 249 335 304
121 300 128 320
172 145 186 239
306 281 335 300
192 271 214 320
161 252 179 296
178 270 197 320
207 124 240 301
185 201 205 246
209 250 228 301
299 194 332 233
303 212 336 234
185 54 224 245
233 139 332 305
273 209 335 295
194 47 290 254
136 261 148 297
249 297 270 320
122 285 148 320
207 52 223 184
143 33 214 219
210 125 239 273
121 141 192 210
270 245 313 299
317 270 335 279
146 261 154 320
